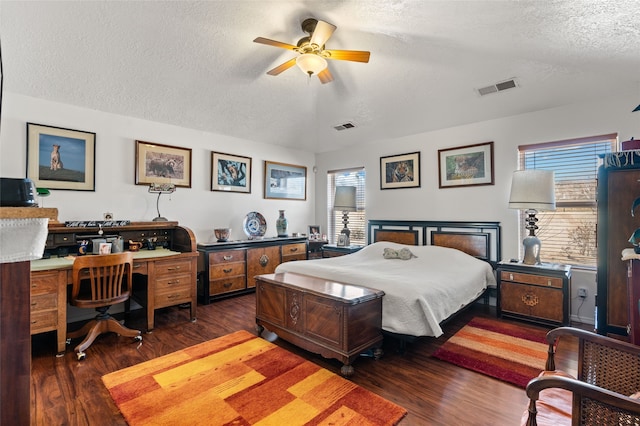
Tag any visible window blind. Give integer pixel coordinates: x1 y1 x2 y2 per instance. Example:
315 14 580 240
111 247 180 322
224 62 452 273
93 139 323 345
518 134 617 267
327 167 366 245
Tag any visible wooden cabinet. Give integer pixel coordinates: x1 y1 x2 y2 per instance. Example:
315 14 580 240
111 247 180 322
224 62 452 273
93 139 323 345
322 244 363 258
597 154 640 339
255 272 384 376
497 262 571 326
30 269 67 354
197 237 308 303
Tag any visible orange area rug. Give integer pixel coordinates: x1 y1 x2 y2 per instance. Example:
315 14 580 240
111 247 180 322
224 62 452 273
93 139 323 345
102 330 407 425
432 317 549 388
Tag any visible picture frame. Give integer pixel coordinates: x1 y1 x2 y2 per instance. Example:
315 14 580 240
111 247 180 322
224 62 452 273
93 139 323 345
135 140 192 187
308 225 321 238
337 234 348 247
211 151 251 193
438 141 494 188
26 122 96 191
264 161 307 200
380 151 421 190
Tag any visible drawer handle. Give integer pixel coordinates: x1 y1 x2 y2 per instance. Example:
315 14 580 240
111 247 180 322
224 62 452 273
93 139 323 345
223 282 233 288
259 254 269 267
547 280 552 286
521 293 539 307
509 273 514 280
290 247 298 252
133 264 143 269
167 294 180 299
167 280 180 285
223 268 232 273
223 255 233 261
31 302 37 306
31 284 38 288
166 266 182 271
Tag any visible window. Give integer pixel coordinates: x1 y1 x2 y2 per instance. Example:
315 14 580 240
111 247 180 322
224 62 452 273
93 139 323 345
517 134 617 267
327 167 366 245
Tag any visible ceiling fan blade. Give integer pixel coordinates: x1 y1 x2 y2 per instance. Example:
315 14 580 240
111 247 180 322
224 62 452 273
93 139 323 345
266 58 297 76
317 67 334 84
310 20 336 47
324 49 370 63
253 37 297 50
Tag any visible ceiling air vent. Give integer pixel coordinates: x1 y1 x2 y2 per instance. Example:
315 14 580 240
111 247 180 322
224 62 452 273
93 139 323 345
477 78 518 96
333 122 356 131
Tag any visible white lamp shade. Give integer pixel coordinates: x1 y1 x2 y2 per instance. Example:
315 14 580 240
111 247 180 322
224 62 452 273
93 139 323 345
334 186 357 212
296 54 327 76
508 170 556 211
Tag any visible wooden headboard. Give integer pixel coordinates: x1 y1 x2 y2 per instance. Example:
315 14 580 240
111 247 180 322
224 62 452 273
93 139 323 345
369 220 501 265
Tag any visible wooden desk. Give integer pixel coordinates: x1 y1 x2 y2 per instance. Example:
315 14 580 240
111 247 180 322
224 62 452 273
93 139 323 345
31 249 197 354
31 221 198 355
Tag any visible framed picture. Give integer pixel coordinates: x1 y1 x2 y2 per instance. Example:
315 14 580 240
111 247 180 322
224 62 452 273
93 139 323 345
211 152 251 193
135 140 192 187
438 141 494 188
337 234 348 247
308 225 320 238
26 122 96 191
380 151 421 190
264 161 307 200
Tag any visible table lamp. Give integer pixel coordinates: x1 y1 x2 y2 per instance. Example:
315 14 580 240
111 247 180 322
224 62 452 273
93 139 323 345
508 170 556 265
148 183 176 222
334 186 357 246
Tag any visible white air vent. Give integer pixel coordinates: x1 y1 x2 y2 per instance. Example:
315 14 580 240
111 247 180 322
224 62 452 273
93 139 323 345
477 78 518 96
333 122 356 131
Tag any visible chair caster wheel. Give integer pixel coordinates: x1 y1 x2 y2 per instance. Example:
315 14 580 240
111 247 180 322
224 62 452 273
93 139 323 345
134 335 143 342
66 338 71 345
76 351 86 361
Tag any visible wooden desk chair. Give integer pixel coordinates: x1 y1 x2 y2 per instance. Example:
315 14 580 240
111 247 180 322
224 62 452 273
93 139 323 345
67 252 142 360
523 327 640 425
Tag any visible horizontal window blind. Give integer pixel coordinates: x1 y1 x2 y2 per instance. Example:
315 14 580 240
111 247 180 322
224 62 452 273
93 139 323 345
327 167 366 245
519 134 616 267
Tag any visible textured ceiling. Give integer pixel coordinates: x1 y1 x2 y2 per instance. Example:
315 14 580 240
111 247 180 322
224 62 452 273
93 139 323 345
2 1 640 153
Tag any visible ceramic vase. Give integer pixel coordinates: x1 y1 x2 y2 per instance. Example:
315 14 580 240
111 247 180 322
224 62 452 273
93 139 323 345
276 210 288 237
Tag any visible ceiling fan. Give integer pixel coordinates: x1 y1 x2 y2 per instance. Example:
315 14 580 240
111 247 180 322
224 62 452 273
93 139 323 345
253 18 370 84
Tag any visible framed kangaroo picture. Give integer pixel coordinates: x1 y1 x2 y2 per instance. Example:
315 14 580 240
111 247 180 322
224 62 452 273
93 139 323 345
26 122 96 191
135 140 192 188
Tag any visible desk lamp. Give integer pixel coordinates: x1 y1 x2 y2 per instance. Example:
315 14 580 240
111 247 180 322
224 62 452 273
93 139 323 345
334 186 357 245
508 170 556 265
148 183 176 222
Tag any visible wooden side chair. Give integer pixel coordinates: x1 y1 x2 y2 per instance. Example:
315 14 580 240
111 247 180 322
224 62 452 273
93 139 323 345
523 327 640 425
67 252 142 360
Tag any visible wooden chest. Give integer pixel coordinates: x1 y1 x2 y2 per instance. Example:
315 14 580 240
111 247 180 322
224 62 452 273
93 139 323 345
255 272 384 376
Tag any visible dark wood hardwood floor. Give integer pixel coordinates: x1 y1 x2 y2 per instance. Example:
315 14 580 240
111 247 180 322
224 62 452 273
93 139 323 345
30 294 579 426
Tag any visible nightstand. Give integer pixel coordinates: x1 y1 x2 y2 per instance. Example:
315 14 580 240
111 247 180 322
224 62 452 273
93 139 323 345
497 261 571 327
307 240 327 259
322 244 363 258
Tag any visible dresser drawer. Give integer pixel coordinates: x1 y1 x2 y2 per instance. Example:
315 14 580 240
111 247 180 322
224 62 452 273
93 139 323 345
155 258 193 276
500 270 563 289
282 243 306 257
132 261 148 275
31 293 57 312
30 271 59 295
210 262 246 280
210 249 246 264
154 289 192 308
209 276 247 295
500 281 564 323
30 309 57 333
155 274 192 293
282 253 307 262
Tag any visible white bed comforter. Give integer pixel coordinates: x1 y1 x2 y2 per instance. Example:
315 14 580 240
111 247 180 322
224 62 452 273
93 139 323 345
275 241 496 337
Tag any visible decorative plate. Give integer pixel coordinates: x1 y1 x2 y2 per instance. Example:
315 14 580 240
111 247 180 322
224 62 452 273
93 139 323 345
243 211 267 237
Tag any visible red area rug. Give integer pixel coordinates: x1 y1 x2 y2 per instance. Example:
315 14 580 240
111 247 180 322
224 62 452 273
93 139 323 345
102 330 407 425
432 317 549 388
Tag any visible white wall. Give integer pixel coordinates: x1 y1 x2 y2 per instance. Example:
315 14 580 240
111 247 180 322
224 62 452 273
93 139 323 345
315 92 640 325
0 93 317 243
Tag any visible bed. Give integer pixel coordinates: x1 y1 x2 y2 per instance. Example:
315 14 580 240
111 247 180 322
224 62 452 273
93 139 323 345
275 220 500 339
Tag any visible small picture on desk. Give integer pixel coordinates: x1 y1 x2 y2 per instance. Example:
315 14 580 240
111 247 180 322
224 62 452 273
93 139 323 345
308 225 321 239
337 234 347 247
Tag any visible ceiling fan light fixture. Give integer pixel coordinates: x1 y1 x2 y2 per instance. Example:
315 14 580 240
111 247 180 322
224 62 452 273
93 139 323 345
296 54 327 76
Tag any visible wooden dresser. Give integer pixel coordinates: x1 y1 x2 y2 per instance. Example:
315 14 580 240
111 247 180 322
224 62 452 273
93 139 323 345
197 237 308 303
255 272 384 376
497 261 571 326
